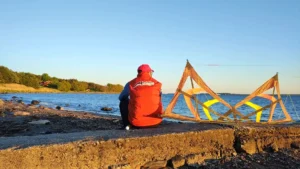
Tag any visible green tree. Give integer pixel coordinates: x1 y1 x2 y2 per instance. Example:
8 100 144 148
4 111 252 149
106 83 123 92
0 72 3 83
41 73 51 81
51 77 59 85
0 66 19 83
88 83 96 91
46 76 59 89
18 72 40 89
71 81 88 91
58 81 71 92
94 84 107 92
70 80 79 91
78 82 88 91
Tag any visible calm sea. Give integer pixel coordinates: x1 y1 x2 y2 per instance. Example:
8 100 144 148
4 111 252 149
1 93 300 123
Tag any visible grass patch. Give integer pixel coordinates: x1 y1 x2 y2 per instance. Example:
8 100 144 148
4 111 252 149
0 83 61 93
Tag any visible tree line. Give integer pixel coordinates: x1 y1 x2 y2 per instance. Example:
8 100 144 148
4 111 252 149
0 66 123 92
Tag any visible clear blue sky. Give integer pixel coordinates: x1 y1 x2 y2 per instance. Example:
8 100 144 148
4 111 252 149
0 0 299 94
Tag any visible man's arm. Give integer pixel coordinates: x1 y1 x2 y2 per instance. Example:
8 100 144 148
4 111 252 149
118 82 130 101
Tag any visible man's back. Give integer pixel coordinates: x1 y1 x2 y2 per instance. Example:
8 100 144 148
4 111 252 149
128 72 163 127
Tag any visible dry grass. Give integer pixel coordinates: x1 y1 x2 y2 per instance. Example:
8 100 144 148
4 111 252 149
0 83 60 93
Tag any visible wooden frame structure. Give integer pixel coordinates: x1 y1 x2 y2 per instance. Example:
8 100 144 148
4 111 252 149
162 60 293 124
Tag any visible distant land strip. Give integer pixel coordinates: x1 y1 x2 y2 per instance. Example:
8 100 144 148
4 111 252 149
0 65 123 93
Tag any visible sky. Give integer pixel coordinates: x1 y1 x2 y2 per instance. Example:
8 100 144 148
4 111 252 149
0 0 299 94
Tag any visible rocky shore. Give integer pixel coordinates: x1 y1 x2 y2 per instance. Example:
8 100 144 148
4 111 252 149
0 99 300 169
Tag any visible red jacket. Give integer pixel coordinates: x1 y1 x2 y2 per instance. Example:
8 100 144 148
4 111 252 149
128 72 163 127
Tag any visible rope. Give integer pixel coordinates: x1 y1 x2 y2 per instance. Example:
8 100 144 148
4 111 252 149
204 92 209 101
203 92 211 120
288 95 300 120
278 95 289 119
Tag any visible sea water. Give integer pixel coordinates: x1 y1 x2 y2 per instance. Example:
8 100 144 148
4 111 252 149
0 93 299 123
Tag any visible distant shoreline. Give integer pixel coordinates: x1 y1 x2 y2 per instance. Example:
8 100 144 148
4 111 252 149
0 91 120 94
0 83 120 94
1 83 298 95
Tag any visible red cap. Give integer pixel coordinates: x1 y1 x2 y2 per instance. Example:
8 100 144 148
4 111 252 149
137 64 154 73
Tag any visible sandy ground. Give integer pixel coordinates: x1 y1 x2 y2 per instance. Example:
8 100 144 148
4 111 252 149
0 99 300 168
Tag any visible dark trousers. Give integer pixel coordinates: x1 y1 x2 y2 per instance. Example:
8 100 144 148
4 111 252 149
119 99 130 127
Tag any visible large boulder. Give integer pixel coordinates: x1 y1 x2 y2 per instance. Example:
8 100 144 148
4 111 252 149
56 106 64 110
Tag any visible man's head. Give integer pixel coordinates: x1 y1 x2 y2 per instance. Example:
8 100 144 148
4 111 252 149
137 64 154 76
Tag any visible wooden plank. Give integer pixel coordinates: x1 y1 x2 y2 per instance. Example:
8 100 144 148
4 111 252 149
162 112 293 124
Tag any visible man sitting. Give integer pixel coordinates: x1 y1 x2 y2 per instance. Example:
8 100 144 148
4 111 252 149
118 64 163 129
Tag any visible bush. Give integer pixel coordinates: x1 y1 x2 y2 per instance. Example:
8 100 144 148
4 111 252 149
58 81 71 92
18 72 40 89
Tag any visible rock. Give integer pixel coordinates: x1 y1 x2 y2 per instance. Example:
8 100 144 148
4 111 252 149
113 119 119 123
240 139 257 155
28 105 36 109
43 107 50 110
11 96 18 100
13 111 31 116
0 99 4 106
44 131 52 134
141 160 167 169
186 154 205 165
291 142 300 149
109 164 131 169
39 105 46 109
12 106 21 110
31 100 40 105
171 155 186 168
29 120 50 125
17 100 23 104
270 142 279 152
56 106 64 110
101 107 112 111
256 139 263 152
